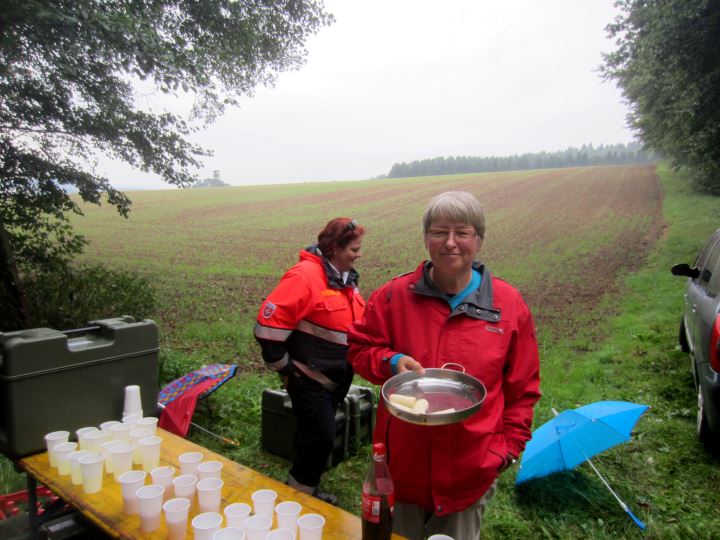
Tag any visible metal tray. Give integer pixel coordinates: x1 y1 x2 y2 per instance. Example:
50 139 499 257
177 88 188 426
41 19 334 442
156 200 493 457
381 365 486 426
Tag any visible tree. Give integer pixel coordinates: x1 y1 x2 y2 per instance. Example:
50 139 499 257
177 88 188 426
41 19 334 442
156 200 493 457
602 0 720 194
0 0 332 326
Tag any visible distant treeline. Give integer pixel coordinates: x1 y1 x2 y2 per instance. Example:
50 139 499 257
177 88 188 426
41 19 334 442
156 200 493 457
386 143 657 178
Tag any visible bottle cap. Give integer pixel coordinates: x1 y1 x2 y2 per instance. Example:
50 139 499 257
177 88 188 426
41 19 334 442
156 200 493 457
372 442 386 456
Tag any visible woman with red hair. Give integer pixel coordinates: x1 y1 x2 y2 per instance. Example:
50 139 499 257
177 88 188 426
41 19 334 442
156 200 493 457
254 217 366 504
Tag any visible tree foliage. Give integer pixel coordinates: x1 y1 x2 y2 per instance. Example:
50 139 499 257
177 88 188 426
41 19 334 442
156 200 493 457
0 0 332 326
386 143 654 178
602 0 720 194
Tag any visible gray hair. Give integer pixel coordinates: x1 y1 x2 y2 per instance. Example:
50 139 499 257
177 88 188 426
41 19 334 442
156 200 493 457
423 191 485 239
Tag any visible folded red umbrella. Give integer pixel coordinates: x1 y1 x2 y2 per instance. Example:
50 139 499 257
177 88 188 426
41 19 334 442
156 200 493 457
158 378 218 437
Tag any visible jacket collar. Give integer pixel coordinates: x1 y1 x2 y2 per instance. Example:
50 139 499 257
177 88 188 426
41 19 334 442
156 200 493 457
302 244 360 290
411 260 501 321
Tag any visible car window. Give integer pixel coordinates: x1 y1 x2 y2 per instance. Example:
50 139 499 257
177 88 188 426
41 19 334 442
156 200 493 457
698 232 720 294
694 230 720 271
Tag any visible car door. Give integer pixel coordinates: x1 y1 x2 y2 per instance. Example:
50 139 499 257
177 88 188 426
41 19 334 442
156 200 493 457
689 231 720 360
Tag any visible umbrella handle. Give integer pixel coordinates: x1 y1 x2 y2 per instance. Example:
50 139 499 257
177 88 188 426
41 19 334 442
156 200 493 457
625 506 646 530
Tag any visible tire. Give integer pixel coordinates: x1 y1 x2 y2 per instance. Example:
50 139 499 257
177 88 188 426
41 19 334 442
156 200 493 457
697 387 718 453
679 319 690 353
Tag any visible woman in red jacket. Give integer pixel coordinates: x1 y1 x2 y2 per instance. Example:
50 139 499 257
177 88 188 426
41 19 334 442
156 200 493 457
254 217 366 505
348 192 540 539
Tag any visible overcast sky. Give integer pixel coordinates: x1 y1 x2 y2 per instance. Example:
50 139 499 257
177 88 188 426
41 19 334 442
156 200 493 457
102 0 633 189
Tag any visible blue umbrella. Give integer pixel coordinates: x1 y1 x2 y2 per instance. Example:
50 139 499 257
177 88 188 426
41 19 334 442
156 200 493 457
515 400 649 530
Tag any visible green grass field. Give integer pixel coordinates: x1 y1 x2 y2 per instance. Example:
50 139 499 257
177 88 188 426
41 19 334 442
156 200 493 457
2 163 719 538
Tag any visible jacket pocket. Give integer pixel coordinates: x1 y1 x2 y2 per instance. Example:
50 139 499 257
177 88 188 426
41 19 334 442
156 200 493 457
323 294 347 312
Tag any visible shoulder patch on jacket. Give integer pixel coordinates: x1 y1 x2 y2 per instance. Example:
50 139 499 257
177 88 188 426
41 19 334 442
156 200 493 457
262 302 277 318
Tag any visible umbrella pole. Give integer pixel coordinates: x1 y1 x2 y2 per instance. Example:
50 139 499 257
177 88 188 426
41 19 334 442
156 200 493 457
551 409 645 530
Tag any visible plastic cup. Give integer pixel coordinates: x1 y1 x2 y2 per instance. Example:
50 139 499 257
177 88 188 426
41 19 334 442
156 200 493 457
75 427 98 451
124 384 142 415
275 501 302 535
78 452 104 494
99 420 121 432
68 450 92 485
100 440 123 474
139 435 162 472
297 514 325 540
179 451 203 476
197 477 223 513
267 528 296 540
110 422 133 443
151 465 176 501
110 442 134 481
129 428 152 465
223 502 251 529
197 460 223 480
83 429 110 453
118 470 146 514
164 497 192 540
54 442 78 475
243 514 272 540
427 535 455 540
44 430 70 467
135 416 158 434
192 511 223 540
251 489 277 517
136 484 165 532
214 527 247 540
122 412 143 427
172 474 198 501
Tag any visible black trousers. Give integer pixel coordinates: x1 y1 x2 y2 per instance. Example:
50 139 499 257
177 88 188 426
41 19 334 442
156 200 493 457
286 367 353 487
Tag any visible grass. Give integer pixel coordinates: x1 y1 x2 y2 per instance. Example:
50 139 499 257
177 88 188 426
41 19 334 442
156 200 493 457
2 163 718 538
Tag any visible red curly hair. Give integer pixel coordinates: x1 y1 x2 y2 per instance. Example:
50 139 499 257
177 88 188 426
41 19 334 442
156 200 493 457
317 217 365 258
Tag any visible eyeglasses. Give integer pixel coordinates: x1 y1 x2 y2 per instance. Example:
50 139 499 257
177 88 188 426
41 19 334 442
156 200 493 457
345 219 358 233
427 228 477 242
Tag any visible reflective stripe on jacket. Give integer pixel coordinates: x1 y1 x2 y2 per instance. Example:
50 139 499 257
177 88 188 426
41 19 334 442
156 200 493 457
254 247 365 383
348 261 541 515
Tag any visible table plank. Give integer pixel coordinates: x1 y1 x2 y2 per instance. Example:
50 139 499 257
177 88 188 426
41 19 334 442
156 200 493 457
19 428 403 539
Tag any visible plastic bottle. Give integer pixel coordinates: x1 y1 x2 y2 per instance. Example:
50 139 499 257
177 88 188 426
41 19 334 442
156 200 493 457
362 442 394 540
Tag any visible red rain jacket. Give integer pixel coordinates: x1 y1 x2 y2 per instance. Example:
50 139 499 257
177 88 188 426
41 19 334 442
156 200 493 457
348 261 541 515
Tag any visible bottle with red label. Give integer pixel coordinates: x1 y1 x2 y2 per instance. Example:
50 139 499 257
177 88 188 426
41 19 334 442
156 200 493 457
362 442 394 540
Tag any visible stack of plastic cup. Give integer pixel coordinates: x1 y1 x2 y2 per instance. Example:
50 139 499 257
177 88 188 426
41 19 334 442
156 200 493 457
164 497 192 540
123 384 143 418
44 431 70 467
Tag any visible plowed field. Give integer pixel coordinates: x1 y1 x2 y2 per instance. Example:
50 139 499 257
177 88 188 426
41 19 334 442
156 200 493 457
73 164 662 353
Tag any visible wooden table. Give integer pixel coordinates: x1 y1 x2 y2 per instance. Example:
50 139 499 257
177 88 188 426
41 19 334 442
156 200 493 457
19 428 404 539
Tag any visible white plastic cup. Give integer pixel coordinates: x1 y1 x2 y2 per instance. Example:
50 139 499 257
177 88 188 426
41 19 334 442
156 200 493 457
54 442 78 476
179 451 204 476
122 412 143 428
172 474 198 500
78 452 105 494
243 514 272 540
139 435 162 472
75 427 98 451
275 501 302 535
124 384 142 415
251 489 277 517
197 477 223 513
136 484 165 532
110 442 134 481
223 502 251 529
100 440 123 474
164 497 192 540
297 514 325 540
83 430 110 453
100 420 121 432
135 416 158 434
151 465 176 501
192 512 223 540
67 450 92 485
129 428 152 465
44 430 70 467
110 422 133 443
267 528 296 540
427 535 455 540
213 527 247 540
198 460 223 480
118 470 146 515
